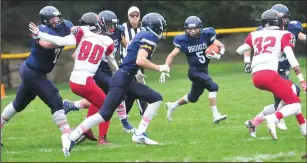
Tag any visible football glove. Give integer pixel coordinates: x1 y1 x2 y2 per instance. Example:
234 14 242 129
135 70 147 84
159 72 170 83
244 62 252 73
158 64 170 73
205 50 222 60
300 81 307 92
29 22 40 39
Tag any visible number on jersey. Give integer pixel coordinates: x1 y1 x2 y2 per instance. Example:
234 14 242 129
53 48 62 63
77 40 104 64
253 36 276 55
196 51 206 63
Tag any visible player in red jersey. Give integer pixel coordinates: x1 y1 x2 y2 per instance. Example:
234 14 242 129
236 9 306 140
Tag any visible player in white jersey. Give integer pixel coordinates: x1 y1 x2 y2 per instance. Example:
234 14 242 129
236 10 306 140
29 12 120 155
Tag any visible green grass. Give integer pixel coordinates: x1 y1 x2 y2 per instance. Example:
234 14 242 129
1 59 306 162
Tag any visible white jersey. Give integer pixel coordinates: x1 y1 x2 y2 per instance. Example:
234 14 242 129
70 26 114 85
244 29 295 74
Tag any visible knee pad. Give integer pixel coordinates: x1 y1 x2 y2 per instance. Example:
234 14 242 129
209 92 217 98
52 109 66 123
99 109 112 122
263 104 275 116
208 82 219 92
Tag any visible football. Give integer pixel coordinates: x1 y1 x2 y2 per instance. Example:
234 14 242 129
205 44 220 55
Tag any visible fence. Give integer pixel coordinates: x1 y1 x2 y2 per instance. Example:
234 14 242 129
1 23 306 88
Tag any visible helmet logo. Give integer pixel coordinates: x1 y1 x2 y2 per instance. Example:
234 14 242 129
52 11 60 16
188 24 196 28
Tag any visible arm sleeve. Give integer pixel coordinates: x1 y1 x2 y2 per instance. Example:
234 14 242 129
105 43 115 56
139 36 157 54
38 32 76 46
281 32 295 51
173 36 182 49
244 33 253 47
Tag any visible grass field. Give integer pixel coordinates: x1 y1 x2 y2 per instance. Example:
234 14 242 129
1 59 306 162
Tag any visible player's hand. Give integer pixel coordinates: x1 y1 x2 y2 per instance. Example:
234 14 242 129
300 81 307 92
158 64 170 73
206 51 221 60
135 70 147 84
29 22 40 39
244 62 252 73
159 72 170 83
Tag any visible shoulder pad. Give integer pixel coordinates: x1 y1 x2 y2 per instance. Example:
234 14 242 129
256 26 263 31
173 34 185 48
63 20 74 28
288 21 303 30
201 27 216 42
117 25 125 32
38 25 49 33
140 32 158 46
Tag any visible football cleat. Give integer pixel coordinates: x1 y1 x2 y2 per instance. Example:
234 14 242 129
165 102 175 122
264 114 278 140
63 100 79 114
61 133 75 157
83 129 98 141
120 118 136 134
75 134 86 145
213 114 227 124
98 135 110 145
276 118 287 131
299 122 306 137
132 133 158 145
245 120 257 138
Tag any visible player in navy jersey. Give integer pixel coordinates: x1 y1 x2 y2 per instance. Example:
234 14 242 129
0 6 74 150
159 16 227 124
63 13 169 155
244 4 306 138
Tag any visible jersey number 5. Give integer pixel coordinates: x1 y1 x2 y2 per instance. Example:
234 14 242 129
196 51 206 64
77 40 104 64
254 36 276 55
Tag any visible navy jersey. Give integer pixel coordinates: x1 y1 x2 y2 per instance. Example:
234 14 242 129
119 30 159 75
173 27 216 68
25 20 73 73
256 21 303 71
99 25 125 71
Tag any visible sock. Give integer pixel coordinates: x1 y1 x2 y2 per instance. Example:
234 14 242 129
74 100 85 109
211 106 219 117
251 111 264 127
279 103 301 119
296 113 306 125
87 104 99 118
116 101 127 120
69 113 104 141
1 102 17 128
135 101 161 135
52 110 71 134
99 121 111 137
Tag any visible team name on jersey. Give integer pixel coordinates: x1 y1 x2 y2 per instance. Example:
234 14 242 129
188 43 207 53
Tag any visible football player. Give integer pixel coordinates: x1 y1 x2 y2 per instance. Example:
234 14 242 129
237 9 306 140
29 12 121 156
0 6 73 148
244 4 306 137
62 10 136 144
160 16 227 124
63 13 169 156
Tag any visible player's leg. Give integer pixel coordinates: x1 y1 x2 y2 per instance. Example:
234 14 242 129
253 70 305 140
1 81 36 146
165 82 205 121
63 98 90 114
67 70 131 154
127 81 163 145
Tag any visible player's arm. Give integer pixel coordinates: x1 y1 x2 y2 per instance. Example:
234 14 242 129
236 33 252 55
37 39 61 49
105 43 119 72
282 33 307 91
136 46 168 73
213 39 225 56
120 35 129 48
298 32 306 42
72 52 76 59
165 47 180 67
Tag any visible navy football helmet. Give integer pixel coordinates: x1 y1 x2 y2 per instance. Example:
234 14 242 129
98 10 119 35
271 4 290 28
184 16 202 38
141 13 167 39
79 12 102 33
261 9 284 29
39 6 63 27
